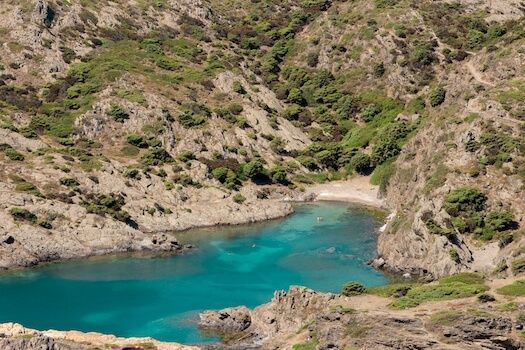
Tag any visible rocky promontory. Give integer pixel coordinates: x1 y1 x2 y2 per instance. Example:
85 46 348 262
198 284 525 350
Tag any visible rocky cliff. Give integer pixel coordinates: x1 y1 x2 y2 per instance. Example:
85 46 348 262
199 284 525 350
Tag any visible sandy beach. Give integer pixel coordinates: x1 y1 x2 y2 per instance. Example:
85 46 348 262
304 176 386 208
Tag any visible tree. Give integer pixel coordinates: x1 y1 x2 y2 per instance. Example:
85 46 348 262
444 187 487 216
287 88 305 105
270 166 287 184
485 211 515 232
350 152 372 174
244 160 265 178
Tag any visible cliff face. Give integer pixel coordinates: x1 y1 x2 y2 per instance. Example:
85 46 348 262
379 44 525 277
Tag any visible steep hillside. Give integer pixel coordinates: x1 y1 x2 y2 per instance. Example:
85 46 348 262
3 0 525 349
1 0 525 299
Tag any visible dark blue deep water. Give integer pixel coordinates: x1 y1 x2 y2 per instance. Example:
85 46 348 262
0 202 387 344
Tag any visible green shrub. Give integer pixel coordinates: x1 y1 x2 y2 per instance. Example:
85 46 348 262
342 282 364 296
429 87 446 107
140 147 174 165
4 148 24 161
270 166 287 184
232 81 246 94
430 311 462 326
296 155 317 170
121 145 140 156
177 103 210 129
80 193 130 223
485 211 515 232
449 248 459 261
243 160 266 178
232 193 246 204
226 103 244 115
60 177 80 187
411 42 435 66
350 152 372 174
496 280 525 295
110 104 129 123
499 302 520 311
388 273 488 309
38 220 53 229
439 272 484 285
60 46 76 63
389 283 488 309
374 0 398 8
512 259 525 275
178 150 196 162
344 321 371 338
14 179 44 197
212 167 233 182
10 207 37 223
173 173 194 186
15 181 37 192
126 134 149 148
444 187 486 216
365 283 414 297
123 168 141 179
372 62 385 77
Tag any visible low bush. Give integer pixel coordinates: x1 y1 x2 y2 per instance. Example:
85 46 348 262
429 87 446 107
60 177 80 187
496 280 525 295
140 147 174 165
80 192 131 224
342 282 364 296
512 259 525 275
10 207 37 223
126 134 149 148
232 193 246 204
110 104 129 123
388 273 488 309
430 310 463 326
365 283 414 297
123 168 141 179
4 147 24 161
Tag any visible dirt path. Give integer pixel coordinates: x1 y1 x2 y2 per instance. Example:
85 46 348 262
466 61 495 87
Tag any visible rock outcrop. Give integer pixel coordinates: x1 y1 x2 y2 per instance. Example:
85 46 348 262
199 286 525 350
0 323 198 350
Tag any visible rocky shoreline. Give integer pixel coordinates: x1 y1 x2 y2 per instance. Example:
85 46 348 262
0 176 382 271
197 285 525 350
0 191 295 271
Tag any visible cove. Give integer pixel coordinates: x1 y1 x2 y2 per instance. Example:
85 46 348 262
0 202 387 344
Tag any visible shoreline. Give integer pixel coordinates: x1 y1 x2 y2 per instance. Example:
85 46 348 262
302 176 387 209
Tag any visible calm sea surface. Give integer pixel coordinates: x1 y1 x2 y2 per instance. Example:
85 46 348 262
0 202 387 344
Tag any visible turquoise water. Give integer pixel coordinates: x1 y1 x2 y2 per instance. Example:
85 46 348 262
0 202 387 344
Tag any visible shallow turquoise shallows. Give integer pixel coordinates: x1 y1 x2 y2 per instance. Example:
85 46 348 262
0 202 387 344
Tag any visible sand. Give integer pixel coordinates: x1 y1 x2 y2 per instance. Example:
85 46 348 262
304 176 386 208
